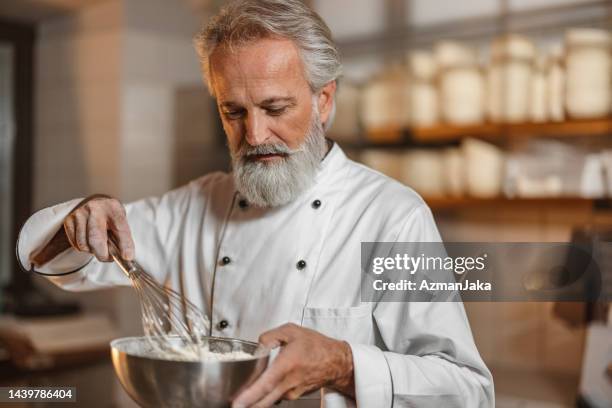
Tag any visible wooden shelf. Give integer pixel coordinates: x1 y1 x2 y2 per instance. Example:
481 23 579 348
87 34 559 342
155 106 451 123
412 123 501 142
412 118 612 143
423 196 610 211
343 118 612 149
364 125 406 143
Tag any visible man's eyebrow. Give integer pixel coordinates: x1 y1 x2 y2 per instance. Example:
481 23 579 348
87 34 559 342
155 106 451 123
219 97 296 109
220 101 241 109
259 97 297 106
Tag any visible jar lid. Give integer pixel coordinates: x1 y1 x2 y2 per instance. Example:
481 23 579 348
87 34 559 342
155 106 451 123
565 28 611 47
435 41 477 69
407 50 437 80
490 34 536 61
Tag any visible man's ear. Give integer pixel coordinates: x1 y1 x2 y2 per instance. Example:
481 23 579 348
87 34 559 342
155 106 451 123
317 80 337 126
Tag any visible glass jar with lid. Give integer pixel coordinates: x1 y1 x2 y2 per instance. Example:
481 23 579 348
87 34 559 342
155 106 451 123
407 50 438 127
435 41 485 125
488 34 536 123
361 73 392 133
547 44 565 122
530 54 549 123
565 28 612 119
361 63 410 142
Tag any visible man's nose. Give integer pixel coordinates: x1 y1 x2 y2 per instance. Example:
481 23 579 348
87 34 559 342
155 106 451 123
244 112 270 146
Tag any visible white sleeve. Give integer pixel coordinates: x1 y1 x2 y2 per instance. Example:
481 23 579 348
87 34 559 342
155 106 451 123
17 198 92 275
349 344 393 407
321 388 357 408
348 205 494 408
16 184 197 292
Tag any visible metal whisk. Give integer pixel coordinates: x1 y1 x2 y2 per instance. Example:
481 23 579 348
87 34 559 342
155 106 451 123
108 238 210 359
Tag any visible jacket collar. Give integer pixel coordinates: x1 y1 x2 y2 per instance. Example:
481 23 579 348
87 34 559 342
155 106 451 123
313 140 347 187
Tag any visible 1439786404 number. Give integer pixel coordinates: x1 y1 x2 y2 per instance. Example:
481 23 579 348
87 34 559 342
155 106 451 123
1 387 76 402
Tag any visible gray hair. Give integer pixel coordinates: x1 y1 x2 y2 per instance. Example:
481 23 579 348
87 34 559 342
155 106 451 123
194 0 342 97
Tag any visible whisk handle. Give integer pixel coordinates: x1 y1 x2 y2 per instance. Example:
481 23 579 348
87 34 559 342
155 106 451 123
108 235 138 277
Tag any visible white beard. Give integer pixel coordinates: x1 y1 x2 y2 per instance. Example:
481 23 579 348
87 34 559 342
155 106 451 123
230 107 327 208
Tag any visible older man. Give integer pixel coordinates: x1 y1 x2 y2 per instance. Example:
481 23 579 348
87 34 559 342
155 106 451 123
17 0 493 407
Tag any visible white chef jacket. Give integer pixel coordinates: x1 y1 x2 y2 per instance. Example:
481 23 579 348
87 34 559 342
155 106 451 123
17 142 494 407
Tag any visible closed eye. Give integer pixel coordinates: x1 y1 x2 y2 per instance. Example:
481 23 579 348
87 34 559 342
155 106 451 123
222 108 246 120
265 106 288 116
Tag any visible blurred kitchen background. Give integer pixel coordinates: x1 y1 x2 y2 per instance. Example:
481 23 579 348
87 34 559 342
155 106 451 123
0 0 611 407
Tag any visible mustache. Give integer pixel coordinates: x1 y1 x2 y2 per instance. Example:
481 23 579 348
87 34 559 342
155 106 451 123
236 142 301 159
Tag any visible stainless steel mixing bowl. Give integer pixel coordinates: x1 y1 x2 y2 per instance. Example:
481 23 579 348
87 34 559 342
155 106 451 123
111 336 270 408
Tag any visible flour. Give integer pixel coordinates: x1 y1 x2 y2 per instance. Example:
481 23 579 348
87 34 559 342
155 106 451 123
119 338 256 362
147 347 255 362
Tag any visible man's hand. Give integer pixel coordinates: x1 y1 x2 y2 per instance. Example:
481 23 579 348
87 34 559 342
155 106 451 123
232 323 355 408
31 195 135 266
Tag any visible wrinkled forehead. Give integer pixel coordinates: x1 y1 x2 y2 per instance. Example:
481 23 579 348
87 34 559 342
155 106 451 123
208 37 311 100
